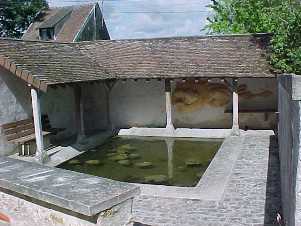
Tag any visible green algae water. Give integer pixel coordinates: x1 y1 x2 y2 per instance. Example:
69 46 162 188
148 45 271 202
58 137 222 187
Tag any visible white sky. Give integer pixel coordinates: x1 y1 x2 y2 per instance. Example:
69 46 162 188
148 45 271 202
47 0 212 40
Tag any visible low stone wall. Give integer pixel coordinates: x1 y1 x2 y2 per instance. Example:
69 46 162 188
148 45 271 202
0 157 140 226
0 191 133 226
278 74 301 226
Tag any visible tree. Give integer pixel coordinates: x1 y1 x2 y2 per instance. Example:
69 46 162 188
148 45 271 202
0 0 48 38
206 0 301 75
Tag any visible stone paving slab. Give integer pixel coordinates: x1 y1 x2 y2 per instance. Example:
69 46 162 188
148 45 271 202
133 132 281 226
0 156 140 216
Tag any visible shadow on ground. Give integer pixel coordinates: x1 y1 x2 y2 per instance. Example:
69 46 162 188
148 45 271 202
264 135 282 225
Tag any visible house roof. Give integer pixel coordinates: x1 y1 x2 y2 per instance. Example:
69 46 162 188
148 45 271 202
22 4 109 42
38 7 73 29
0 34 275 92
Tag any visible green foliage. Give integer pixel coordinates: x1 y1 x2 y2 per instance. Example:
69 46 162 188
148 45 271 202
206 0 301 74
0 0 48 38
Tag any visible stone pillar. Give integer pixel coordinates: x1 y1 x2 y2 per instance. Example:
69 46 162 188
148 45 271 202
231 79 240 136
74 85 85 142
165 138 174 179
31 88 48 163
165 79 175 131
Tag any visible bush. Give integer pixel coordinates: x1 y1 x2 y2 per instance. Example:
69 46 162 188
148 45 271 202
206 0 301 74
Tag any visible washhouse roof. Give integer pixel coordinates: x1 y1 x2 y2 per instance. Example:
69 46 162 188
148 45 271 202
0 33 276 92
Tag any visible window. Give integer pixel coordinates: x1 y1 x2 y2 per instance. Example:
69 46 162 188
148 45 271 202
39 28 55 41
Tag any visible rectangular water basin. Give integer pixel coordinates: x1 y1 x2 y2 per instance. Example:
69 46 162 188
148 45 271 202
58 136 223 187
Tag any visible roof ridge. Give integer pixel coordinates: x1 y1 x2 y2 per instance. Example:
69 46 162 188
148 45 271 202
48 3 97 10
4 33 273 45
0 37 75 45
76 33 273 44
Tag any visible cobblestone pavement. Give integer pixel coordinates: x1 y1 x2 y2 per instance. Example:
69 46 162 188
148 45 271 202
132 133 282 226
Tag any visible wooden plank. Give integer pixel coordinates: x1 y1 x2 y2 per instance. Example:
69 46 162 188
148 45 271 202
15 68 23 77
16 122 34 131
9 63 16 74
2 119 33 129
6 129 35 141
9 131 51 144
6 133 19 141
3 123 34 135
17 128 36 138
0 56 5 66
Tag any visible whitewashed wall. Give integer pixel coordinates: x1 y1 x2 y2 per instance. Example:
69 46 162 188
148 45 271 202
109 78 277 130
0 68 32 156
41 86 77 139
82 83 108 133
110 80 166 128
41 83 109 138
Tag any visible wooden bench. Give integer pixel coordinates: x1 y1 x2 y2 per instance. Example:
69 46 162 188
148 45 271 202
2 118 51 156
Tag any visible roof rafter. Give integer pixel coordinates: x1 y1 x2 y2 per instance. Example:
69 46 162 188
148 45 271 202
0 56 48 92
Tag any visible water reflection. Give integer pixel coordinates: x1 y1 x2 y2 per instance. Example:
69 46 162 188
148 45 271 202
165 138 175 180
59 137 222 187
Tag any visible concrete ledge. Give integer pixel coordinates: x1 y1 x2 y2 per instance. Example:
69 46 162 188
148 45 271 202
0 157 140 216
118 127 232 138
133 130 274 201
135 135 243 201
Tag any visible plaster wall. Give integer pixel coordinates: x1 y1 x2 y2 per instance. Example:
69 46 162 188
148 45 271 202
41 86 77 139
41 83 108 139
82 83 108 133
109 78 277 130
0 73 110 156
110 80 166 128
0 68 32 156
278 74 301 226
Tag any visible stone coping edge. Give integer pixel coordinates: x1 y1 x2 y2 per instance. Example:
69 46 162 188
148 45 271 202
0 156 140 216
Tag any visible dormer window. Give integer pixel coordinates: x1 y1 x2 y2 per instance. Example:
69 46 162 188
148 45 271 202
39 28 55 41
38 7 72 41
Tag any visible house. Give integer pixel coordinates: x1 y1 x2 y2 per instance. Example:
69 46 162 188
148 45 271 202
22 3 110 42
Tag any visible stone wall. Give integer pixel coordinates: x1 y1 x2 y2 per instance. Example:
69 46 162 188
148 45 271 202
278 74 301 226
0 191 133 226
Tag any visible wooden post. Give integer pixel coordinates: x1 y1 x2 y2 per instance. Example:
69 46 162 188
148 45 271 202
165 79 174 131
31 88 48 163
232 79 240 136
104 80 116 131
74 85 85 142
